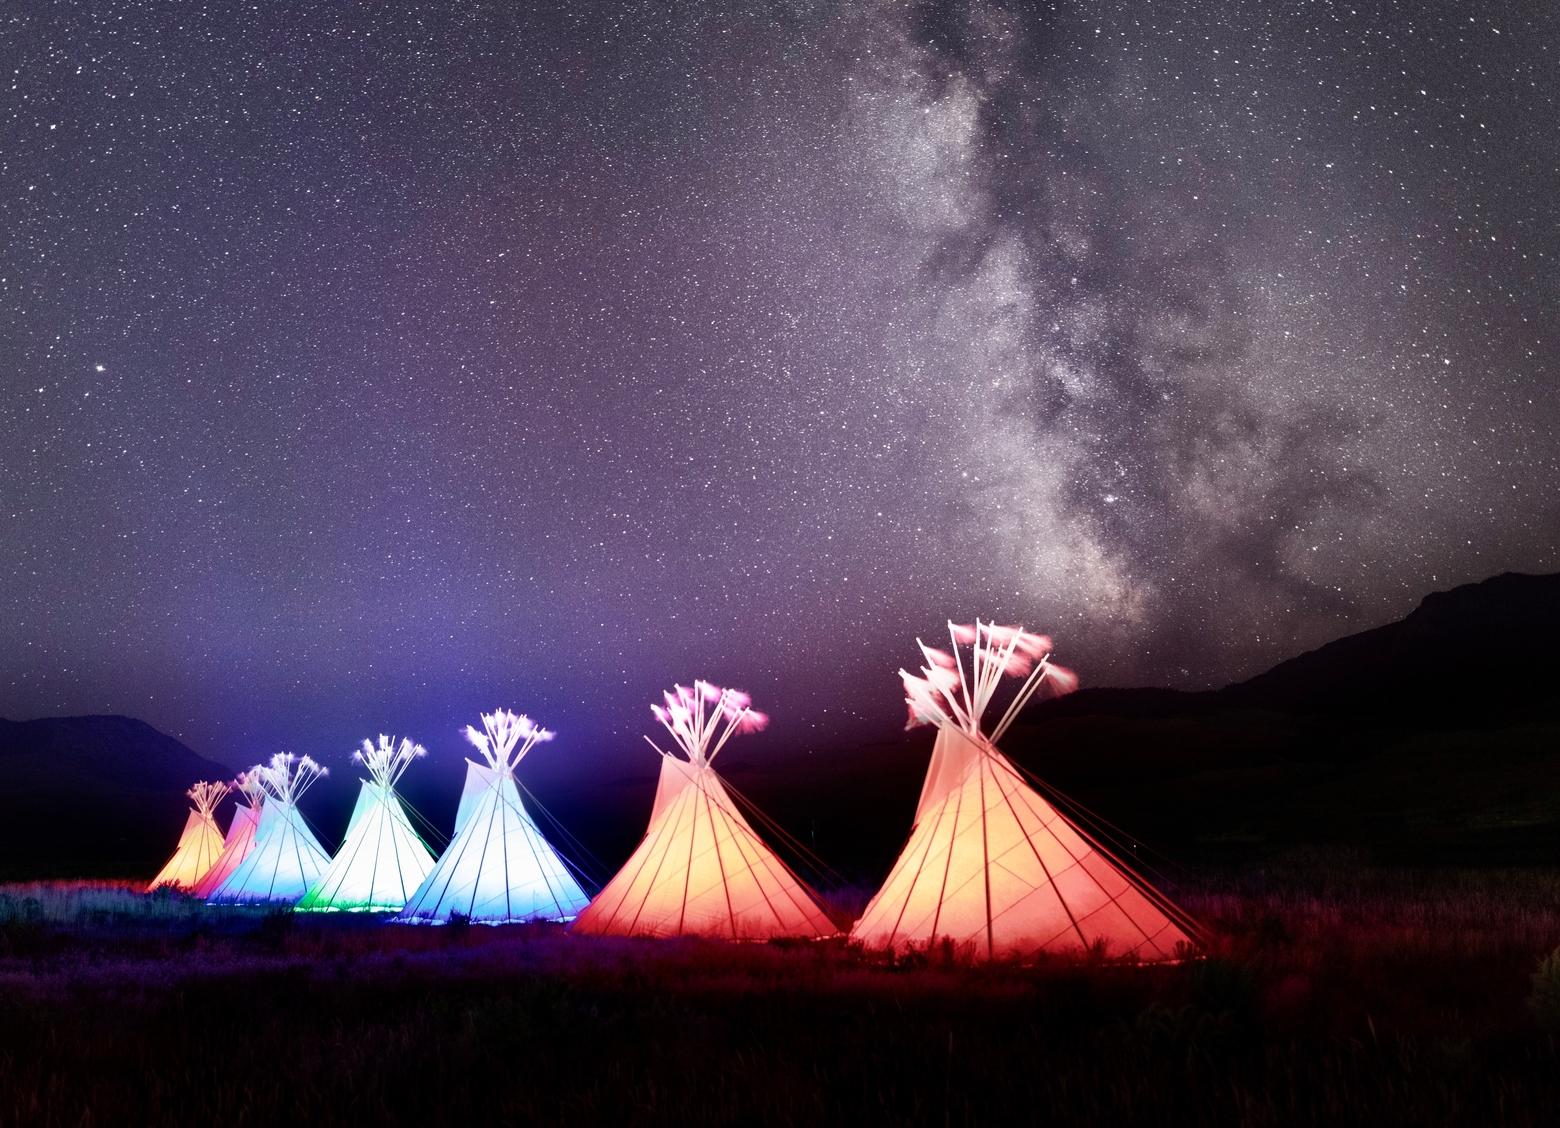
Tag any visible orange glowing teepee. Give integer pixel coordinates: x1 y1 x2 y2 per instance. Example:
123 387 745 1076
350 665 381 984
573 681 836 940
851 622 1198 962
148 781 230 891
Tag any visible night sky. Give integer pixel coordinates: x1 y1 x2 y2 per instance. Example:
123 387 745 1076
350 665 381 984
3 2 1557 776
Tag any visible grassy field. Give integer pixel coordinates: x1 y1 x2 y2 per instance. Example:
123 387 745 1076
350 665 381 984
2 853 1559 1126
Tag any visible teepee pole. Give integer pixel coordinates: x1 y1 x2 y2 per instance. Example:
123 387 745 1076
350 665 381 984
991 658 1052 744
949 621 975 732
978 753 994 959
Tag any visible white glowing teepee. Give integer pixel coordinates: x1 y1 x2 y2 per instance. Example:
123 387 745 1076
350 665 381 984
297 736 435 912
851 622 1198 962
192 771 265 899
207 753 331 906
395 710 589 924
574 681 835 940
149 781 230 891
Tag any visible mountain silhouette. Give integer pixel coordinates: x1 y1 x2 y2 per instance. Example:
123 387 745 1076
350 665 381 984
0 715 233 879
746 571 1560 877
1219 570 1560 723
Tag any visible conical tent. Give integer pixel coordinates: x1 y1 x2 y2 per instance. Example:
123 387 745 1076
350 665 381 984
207 753 331 906
297 736 435 912
576 681 835 939
396 710 589 924
852 622 1198 961
192 772 264 899
148 781 230 891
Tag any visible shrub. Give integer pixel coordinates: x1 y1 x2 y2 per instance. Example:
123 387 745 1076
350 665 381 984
1528 946 1560 1031
256 908 295 951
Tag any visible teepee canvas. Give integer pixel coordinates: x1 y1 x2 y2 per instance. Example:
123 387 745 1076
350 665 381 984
851 622 1197 962
396 710 589 924
207 753 331 906
192 771 264 899
297 736 435 912
575 681 835 940
148 781 229 891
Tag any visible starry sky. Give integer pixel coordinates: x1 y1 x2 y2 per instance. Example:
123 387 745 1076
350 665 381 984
3 2 1557 776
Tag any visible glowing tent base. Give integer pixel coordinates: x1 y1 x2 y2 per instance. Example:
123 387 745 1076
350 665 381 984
192 802 260 899
297 780 434 912
575 756 834 940
396 761 589 924
206 799 330 906
851 726 1195 962
148 809 225 892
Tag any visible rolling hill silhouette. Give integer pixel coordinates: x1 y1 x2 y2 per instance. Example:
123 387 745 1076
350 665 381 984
1003 570 1560 860
0 716 233 879
725 571 1560 878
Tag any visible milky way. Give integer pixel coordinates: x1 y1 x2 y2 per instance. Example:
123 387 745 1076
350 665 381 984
2 2 1556 768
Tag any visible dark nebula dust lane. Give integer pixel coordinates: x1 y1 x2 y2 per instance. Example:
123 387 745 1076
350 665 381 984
2 2 1556 765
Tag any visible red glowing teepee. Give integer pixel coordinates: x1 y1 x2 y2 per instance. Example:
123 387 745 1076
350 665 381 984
851 622 1198 961
574 681 836 940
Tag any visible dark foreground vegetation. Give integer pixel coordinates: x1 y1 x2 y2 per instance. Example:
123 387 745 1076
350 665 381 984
2 853 1559 1126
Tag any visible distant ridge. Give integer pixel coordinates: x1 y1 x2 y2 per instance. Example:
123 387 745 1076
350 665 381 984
1219 571 1560 720
0 715 233 878
742 572 1560 874
1029 571 1560 727
983 571 1560 861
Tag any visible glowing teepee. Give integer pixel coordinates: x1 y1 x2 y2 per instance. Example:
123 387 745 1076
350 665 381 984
851 622 1198 962
574 681 835 940
148 781 230 891
207 753 331 906
192 770 265 899
297 736 435 912
396 710 589 924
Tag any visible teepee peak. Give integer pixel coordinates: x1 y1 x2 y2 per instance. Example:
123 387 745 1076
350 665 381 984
649 679 768 768
232 767 266 810
355 734 425 789
187 780 231 819
464 708 552 773
901 619 1078 744
257 752 328 805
